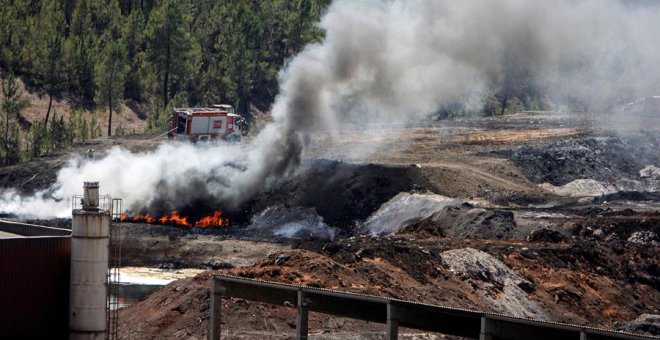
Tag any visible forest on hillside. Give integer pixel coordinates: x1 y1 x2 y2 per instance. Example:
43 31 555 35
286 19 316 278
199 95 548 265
0 0 559 166
0 0 329 164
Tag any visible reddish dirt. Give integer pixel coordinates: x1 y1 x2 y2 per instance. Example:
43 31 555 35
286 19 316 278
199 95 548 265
119 249 483 339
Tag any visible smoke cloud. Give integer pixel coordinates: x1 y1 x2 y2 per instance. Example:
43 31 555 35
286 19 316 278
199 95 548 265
2 0 660 218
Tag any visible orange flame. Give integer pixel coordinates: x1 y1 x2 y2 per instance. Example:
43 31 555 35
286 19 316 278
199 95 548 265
195 210 229 228
122 209 229 228
133 214 155 223
159 211 190 226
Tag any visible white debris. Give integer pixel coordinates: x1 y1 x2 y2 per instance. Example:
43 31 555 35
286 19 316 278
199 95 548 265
363 193 464 235
628 231 659 246
540 179 617 197
441 248 546 319
640 165 660 179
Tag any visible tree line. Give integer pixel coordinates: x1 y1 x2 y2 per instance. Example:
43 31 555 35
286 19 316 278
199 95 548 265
0 0 328 164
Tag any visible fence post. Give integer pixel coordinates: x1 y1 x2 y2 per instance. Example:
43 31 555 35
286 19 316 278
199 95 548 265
580 330 588 340
209 279 225 340
386 302 399 340
296 289 309 340
480 316 493 340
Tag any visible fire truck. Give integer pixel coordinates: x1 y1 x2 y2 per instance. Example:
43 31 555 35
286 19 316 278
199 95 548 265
169 104 248 142
623 96 660 114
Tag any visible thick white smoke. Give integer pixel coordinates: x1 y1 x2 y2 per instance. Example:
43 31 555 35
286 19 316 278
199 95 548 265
0 142 247 218
2 0 660 218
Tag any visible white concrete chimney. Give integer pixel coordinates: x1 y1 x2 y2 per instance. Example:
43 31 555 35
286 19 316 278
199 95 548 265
70 182 110 340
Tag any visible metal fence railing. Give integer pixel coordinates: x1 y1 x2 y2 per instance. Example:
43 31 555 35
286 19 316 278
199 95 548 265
71 195 113 211
210 275 657 340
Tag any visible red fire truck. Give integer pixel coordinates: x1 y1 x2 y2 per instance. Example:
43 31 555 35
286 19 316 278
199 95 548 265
169 104 248 142
623 96 660 115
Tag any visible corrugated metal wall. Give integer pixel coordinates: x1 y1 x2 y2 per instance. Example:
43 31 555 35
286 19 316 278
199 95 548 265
0 236 71 339
0 220 71 236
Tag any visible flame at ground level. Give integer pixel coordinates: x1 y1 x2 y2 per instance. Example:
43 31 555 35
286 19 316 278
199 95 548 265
194 210 229 227
119 210 229 228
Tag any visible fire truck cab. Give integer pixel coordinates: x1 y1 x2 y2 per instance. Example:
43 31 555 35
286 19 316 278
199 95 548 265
623 96 660 114
169 104 248 142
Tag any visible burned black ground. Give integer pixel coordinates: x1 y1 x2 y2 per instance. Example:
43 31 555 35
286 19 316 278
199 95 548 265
243 159 438 229
512 133 660 186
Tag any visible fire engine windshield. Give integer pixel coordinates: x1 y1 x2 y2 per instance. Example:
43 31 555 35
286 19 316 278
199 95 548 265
176 116 186 133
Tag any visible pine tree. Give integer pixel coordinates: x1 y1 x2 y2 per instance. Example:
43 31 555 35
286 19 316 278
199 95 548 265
4 123 21 165
1 73 27 165
64 0 95 99
214 1 263 117
95 40 128 136
143 0 200 108
34 1 66 125
49 112 68 150
121 9 146 101
29 121 48 158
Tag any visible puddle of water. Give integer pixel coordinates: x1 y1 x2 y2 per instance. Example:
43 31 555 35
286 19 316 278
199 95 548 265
110 267 204 309
111 284 163 309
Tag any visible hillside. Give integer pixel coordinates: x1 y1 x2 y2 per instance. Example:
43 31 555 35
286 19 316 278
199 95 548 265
0 72 147 135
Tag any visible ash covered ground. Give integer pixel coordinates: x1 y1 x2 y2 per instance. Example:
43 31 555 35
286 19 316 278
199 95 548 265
2 111 660 339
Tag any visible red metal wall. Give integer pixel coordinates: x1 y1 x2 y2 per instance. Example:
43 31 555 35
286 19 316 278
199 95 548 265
0 237 71 339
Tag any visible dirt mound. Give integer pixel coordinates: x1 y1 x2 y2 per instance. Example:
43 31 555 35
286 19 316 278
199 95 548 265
528 228 566 243
295 236 448 285
402 204 523 240
440 248 544 319
245 159 438 230
118 249 477 339
362 193 464 235
512 135 660 186
245 205 338 240
118 272 212 339
615 314 660 336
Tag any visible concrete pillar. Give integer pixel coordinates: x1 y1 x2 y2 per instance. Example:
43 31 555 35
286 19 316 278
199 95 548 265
296 290 309 340
209 280 224 340
580 331 588 340
386 302 399 340
70 182 111 340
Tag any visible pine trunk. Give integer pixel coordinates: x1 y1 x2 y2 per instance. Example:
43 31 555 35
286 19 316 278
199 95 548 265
45 88 53 125
108 101 113 136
